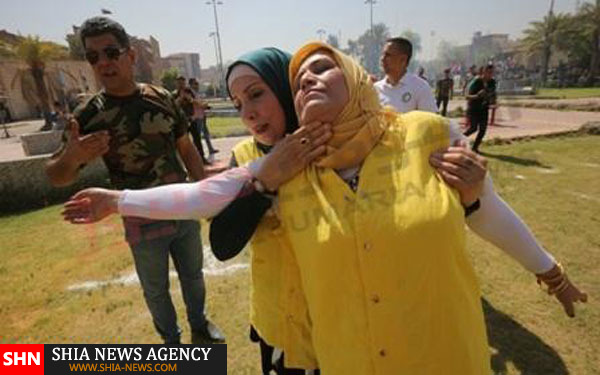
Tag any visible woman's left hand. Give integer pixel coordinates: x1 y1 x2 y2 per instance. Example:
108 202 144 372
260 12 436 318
62 188 122 224
429 140 488 206
537 264 588 317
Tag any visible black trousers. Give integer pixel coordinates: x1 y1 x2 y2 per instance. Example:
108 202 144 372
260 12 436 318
464 110 489 152
188 120 206 161
436 95 450 116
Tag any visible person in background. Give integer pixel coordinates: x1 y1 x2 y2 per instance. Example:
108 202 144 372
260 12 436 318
436 68 453 116
464 64 496 153
50 101 67 131
173 76 211 165
374 37 438 113
189 78 219 162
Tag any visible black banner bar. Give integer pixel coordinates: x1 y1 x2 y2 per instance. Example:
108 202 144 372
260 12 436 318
44 344 226 374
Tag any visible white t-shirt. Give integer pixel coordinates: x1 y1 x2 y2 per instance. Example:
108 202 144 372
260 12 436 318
375 73 438 113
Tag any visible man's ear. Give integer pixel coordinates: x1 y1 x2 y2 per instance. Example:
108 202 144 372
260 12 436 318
127 47 136 64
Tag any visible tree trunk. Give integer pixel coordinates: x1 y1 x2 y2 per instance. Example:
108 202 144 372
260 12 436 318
588 33 599 86
30 65 52 131
541 45 551 86
588 4 599 86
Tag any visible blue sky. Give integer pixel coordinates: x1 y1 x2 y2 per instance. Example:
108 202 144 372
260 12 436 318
1 0 577 67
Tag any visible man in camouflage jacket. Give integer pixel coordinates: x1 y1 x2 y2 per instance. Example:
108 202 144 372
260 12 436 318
46 17 224 345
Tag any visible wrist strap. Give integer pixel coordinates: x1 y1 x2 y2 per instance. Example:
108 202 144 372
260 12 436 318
464 199 481 217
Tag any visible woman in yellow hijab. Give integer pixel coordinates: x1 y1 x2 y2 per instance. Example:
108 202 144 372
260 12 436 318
276 42 586 375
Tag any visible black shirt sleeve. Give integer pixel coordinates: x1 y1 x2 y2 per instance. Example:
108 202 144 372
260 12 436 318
209 153 273 261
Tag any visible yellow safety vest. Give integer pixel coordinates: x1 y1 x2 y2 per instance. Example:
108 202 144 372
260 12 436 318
278 112 491 375
232 138 317 368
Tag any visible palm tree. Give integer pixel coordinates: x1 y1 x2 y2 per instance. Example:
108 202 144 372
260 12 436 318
12 36 68 130
355 23 390 75
578 0 600 85
520 12 572 85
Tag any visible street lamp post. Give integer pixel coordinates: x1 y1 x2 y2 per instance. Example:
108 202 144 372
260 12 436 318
209 32 221 96
206 0 224 95
364 0 377 74
364 0 377 37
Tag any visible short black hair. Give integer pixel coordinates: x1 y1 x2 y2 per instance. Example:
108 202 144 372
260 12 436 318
79 16 129 49
386 37 413 63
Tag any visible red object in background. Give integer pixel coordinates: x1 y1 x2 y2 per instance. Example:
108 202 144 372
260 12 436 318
0 345 44 375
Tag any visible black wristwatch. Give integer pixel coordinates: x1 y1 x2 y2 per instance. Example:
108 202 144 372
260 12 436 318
464 199 481 217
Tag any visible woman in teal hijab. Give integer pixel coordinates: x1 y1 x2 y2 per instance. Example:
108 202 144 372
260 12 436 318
211 47 323 375
226 48 299 143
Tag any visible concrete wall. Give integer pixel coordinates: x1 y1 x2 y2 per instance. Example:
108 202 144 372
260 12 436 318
0 156 109 213
20 130 63 156
0 59 99 120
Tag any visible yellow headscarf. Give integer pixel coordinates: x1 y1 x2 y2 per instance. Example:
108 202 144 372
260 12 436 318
289 41 396 170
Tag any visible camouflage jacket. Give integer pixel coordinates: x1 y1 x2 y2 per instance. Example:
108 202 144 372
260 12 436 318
62 84 189 190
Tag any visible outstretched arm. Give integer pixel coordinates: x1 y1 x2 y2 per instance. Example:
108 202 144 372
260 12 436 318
62 164 259 224
466 174 587 317
430 120 587 317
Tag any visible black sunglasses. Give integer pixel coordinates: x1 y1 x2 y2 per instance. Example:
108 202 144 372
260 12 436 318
85 46 128 65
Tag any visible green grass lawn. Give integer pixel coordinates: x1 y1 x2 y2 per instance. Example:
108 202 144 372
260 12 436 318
206 116 247 138
205 98 234 109
536 87 600 99
0 135 598 374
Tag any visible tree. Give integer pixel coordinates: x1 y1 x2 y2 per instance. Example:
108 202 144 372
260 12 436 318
326 34 340 49
12 36 69 129
398 29 423 72
578 0 600 85
65 33 85 60
437 40 468 66
520 12 572 85
160 67 179 91
345 39 360 59
345 23 390 75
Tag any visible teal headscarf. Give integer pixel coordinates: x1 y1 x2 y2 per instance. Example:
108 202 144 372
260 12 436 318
225 47 298 134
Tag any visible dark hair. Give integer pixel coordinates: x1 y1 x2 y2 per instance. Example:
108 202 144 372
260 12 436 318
485 63 494 70
188 78 198 85
79 16 129 49
386 37 413 63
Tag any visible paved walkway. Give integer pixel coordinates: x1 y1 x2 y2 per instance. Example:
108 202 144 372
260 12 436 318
1 106 598 163
447 104 599 140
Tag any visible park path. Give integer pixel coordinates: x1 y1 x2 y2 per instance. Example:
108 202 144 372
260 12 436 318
1 105 598 163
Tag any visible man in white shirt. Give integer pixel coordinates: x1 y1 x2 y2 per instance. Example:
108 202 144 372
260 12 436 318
375 37 438 113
